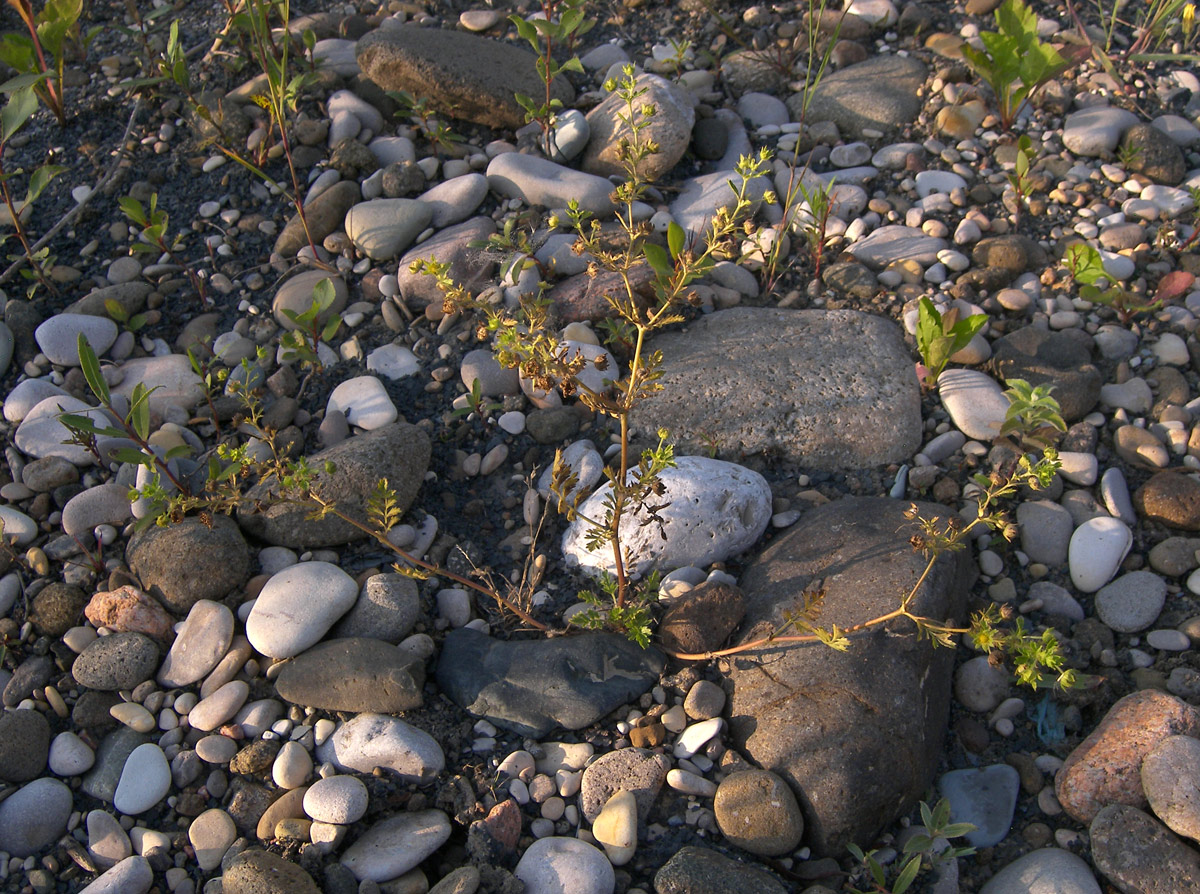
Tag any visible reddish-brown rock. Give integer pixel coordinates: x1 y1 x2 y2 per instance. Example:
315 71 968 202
1056 690 1200 824
1136 471 1200 531
84 585 174 643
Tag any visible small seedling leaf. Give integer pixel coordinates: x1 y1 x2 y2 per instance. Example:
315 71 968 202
0 85 37 143
26 163 65 202
129 383 151 441
892 855 922 894
667 220 685 259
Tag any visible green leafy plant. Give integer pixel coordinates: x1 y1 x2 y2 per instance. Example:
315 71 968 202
0 0 99 125
0 75 65 296
279 276 342 373
1064 0 1200 88
421 66 773 630
846 799 976 894
962 0 1077 130
915 297 989 389
119 193 210 307
509 0 592 154
1065 241 1193 323
387 89 465 159
1005 133 1038 230
453 379 503 421
999 379 1066 448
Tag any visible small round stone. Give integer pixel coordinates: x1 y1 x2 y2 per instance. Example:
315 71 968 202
713 769 804 856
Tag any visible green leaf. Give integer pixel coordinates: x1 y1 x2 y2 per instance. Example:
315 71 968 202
0 72 48 94
164 444 193 460
0 86 37 143
320 316 341 343
312 275 335 309
561 56 585 75
509 14 538 49
643 242 671 278
110 446 153 466
667 221 685 259
129 383 151 441
892 855 922 894
103 298 129 323
77 333 110 403
26 163 65 202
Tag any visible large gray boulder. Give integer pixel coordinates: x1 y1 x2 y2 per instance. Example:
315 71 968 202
724 497 973 856
628 308 921 471
356 24 572 129
792 54 926 138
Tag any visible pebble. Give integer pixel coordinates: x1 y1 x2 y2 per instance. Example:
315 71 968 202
188 808 237 871
713 769 804 856
592 789 638 865
158 599 234 688
340 809 452 882
1094 570 1168 632
77 855 153 894
113 743 171 815
327 375 399 430
1069 517 1132 592
938 764 1020 847
303 774 369 824
245 561 358 659
514 837 615 894
938 369 1008 440
979 848 1100 894
0 776 72 856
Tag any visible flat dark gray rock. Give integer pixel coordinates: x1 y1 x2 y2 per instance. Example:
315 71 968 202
436 628 664 738
725 497 973 856
627 308 921 471
237 422 430 549
793 54 927 138
274 638 424 714
356 24 572 130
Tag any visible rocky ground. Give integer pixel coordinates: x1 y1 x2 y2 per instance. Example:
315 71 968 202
3 0 1200 892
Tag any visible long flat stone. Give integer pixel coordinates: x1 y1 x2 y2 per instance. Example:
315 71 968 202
627 308 921 471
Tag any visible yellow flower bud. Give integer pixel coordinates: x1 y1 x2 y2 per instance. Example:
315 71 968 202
1186 3 1196 38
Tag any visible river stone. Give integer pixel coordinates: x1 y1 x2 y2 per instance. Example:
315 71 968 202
72 632 160 691
246 562 358 660
579 748 671 828
713 769 805 856
274 637 424 713
35 313 118 366
222 848 320 894
582 74 694 181
28 581 87 637
437 628 665 737
990 326 1102 422
126 514 250 614
794 54 926 138
393 216 496 308
515 837 614 894
654 846 787 894
15 394 111 466
112 354 204 416
1090 803 1200 893
356 25 572 130
487 152 617 215
272 270 348 330
1141 734 1200 842
315 713 444 782
0 777 73 857
340 809 451 883
344 198 432 260
80 855 154 894
333 573 420 643
274 180 360 258
238 422 430 548
0 709 50 782
979 848 1100 894
562 456 771 579
158 600 235 687
726 497 972 856
628 308 920 471
1056 690 1200 824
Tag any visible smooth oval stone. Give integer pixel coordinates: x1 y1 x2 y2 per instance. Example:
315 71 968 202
158 600 235 688
303 774 369 824
340 809 451 882
1069 517 1133 593
245 561 358 659
344 198 432 260
49 730 96 776
486 152 616 215
35 313 118 366
938 764 1020 847
189 680 250 732
1095 571 1168 633
76 855 153 894
979 848 1100 894
515 837 615 894
113 743 170 815
591 789 637 865
274 637 424 714
315 713 444 783
938 369 1009 441
326 375 398 431
0 776 73 857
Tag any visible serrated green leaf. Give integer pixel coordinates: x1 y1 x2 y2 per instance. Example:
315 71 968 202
77 333 110 403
